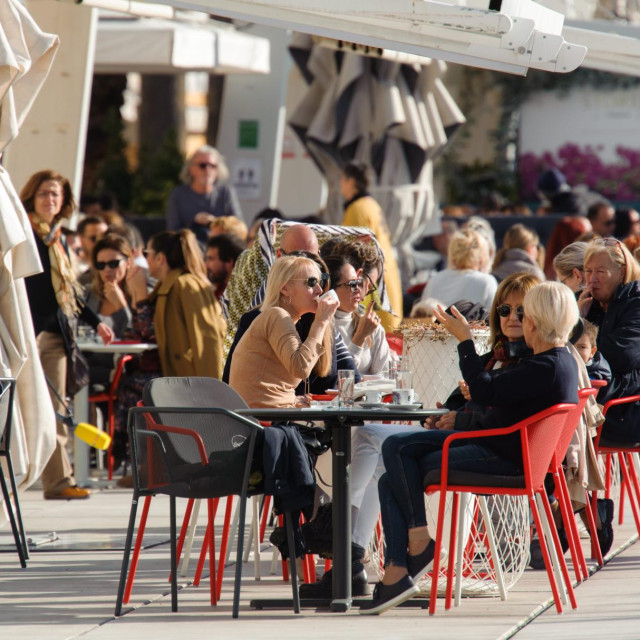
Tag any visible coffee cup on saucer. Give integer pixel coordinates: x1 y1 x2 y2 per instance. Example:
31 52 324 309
392 389 415 404
363 390 383 404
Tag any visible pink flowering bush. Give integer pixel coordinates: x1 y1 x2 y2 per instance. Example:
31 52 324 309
519 144 640 201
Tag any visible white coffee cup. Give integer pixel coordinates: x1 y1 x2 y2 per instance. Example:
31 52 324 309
392 389 415 404
320 289 339 303
363 390 383 404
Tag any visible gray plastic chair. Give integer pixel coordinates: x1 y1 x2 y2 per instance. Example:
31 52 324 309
115 377 301 618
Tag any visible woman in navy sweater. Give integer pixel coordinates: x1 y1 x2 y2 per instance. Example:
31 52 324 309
361 282 579 614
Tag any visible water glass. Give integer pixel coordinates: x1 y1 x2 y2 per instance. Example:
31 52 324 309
396 370 413 390
337 370 355 408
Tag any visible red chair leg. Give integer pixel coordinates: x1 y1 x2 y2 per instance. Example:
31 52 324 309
194 520 209 587
123 495 152 604
529 493 564 614
619 453 640 534
445 492 460 610
216 495 235 599
539 490 577 610
624 452 640 535
207 498 217 605
584 491 604 567
555 470 587 582
429 491 449 616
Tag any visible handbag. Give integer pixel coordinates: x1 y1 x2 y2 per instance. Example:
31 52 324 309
58 309 90 397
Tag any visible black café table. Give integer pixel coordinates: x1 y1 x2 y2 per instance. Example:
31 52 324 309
236 405 448 612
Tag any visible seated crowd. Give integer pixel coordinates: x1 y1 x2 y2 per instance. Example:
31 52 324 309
23 161 640 614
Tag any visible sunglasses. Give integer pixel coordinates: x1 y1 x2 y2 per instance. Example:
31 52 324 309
496 304 524 321
293 274 329 288
593 237 628 271
196 162 218 170
95 258 124 271
364 274 378 295
335 278 365 292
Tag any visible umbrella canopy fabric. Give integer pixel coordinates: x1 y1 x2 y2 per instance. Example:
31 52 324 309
94 16 271 74
288 33 465 280
0 0 58 490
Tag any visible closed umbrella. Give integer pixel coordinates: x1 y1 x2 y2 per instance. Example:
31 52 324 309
0 0 59 490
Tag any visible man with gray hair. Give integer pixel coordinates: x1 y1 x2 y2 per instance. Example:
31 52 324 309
166 144 242 243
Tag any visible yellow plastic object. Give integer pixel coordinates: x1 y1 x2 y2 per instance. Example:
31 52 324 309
75 422 112 450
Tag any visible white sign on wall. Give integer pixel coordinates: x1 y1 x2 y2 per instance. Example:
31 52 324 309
231 157 261 200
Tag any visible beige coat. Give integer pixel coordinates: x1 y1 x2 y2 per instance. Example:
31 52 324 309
153 268 226 379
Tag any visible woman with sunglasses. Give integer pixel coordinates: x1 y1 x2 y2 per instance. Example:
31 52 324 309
229 255 338 408
324 252 390 376
166 145 242 244
22 170 115 500
581 239 640 444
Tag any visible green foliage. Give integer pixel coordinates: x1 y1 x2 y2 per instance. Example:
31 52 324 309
129 131 183 216
91 107 133 209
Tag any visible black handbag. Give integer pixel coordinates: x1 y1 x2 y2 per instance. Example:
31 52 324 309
58 309 90 397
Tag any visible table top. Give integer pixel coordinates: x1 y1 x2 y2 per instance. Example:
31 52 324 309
236 405 448 423
77 340 156 354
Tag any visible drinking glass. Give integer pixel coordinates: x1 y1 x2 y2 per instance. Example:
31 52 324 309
337 370 355 408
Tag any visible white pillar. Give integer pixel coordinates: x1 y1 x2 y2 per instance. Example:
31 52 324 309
3 1 97 200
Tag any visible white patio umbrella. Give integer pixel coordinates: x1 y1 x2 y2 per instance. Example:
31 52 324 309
287 33 465 280
0 0 59 490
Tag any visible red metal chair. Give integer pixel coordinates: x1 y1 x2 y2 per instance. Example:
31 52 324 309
88 354 132 479
591 394 640 542
423 403 577 615
548 388 598 584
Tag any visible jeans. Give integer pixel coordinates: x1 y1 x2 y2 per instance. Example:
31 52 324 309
350 423 421 547
379 429 522 568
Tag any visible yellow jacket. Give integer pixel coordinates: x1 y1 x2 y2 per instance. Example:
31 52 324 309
153 268 226 378
342 195 402 330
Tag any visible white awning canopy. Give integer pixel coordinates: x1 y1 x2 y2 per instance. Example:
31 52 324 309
141 0 586 75
94 16 271 74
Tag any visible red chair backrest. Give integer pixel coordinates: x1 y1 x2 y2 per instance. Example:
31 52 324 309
520 404 576 489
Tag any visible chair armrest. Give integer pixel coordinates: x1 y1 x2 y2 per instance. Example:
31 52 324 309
602 394 640 417
433 403 575 490
153 423 208 464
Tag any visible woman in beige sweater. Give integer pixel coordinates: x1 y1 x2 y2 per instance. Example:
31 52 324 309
229 256 338 407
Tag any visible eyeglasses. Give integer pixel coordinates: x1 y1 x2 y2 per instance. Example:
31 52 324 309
196 162 218 170
496 304 524 321
593 237 628 272
95 258 124 271
293 274 329 288
364 274 378 295
335 278 365 292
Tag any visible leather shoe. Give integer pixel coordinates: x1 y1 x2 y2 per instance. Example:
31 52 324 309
44 486 91 500
299 565 370 598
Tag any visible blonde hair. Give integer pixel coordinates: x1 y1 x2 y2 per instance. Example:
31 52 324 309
583 239 640 284
209 215 248 242
553 241 589 278
523 281 579 345
448 229 489 271
180 145 230 183
262 256 332 377
493 224 543 271
489 273 541 346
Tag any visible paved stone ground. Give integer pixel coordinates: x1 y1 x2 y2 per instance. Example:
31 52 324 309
0 487 638 640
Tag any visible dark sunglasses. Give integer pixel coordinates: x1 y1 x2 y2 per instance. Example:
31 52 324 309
496 304 524 321
293 274 329 288
364 275 378 294
196 162 218 170
335 278 365 292
95 258 124 271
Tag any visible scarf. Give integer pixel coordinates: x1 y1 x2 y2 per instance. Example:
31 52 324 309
29 214 80 319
